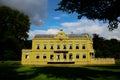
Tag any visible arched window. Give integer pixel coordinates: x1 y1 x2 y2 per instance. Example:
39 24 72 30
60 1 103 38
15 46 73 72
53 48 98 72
25 53 29 59
63 44 66 49
83 54 86 59
36 53 40 59
82 44 86 49
50 44 54 49
36 44 40 49
44 44 47 49
69 53 73 60
50 54 54 60
76 44 79 49
57 44 60 49
69 44 72 49
76 54 79 59
63 53 66 60
43 54 46 59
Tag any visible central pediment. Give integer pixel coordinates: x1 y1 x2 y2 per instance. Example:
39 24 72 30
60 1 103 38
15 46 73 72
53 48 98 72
54 30 68 40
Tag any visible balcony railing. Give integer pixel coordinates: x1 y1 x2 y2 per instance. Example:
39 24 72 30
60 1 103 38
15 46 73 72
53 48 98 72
54 50 68 53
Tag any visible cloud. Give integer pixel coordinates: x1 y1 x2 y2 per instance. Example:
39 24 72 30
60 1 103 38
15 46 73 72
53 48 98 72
60 19 120 40
28 19 120 40
0 0 47 26
28 29 59 39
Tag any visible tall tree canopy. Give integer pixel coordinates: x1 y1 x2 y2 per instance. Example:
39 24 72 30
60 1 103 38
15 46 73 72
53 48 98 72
93 34 120 58
0 6 30 60
56 0 120 30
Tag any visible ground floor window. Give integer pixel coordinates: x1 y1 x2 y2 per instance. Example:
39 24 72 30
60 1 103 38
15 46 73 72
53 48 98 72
69 53 73 60
76 54 79 59
50 54 54 60
43 54 46 59
83 54 86 59
25 53 29 59
63 53 66 60
36 54 40 59
56 54 60 60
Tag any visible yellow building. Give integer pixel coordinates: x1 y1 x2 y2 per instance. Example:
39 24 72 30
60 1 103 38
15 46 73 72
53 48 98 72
21 29 115 65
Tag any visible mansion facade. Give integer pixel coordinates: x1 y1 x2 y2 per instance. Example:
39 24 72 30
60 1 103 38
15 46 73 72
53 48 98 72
21 29 115 65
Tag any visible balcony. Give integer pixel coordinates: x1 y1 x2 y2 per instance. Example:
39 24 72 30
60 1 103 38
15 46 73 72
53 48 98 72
54 50 68 53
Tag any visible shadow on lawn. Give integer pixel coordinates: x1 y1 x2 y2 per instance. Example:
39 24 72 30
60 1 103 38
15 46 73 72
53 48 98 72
0 63 120 80
31 66 120 80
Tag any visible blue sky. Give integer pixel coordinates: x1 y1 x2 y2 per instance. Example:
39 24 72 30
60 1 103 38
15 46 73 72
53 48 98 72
1 0 120 40
29 0 120 40
30 0 78 30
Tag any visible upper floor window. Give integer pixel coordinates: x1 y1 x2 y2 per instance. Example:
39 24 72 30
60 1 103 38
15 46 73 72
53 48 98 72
36 44 40 49
69 44 72 49
76 44 79 49
50 44 54 49
57 44 60 49
82 44 86 49
63 53 66 60
36 53 40 59
43 44 47 49
63 44 66 49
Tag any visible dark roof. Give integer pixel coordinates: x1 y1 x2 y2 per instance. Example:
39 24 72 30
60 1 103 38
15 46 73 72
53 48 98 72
34 34 88 39
68 34 87 38
34 34 54 38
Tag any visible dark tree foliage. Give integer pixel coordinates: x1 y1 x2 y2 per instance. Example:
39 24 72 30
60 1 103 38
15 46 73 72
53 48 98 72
93 34 120 59
0 6 30 60
56 0 120 30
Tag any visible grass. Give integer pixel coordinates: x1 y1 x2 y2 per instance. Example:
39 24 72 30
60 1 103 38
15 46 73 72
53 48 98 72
0 61 120 80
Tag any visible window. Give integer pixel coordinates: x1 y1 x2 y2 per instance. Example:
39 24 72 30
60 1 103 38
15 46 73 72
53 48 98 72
76 54 79 59
82 44 86 49
36 54 40 59
69 53 73 60
57 54 60 60
90 52 94 58
90 52 94 56
83 54 86 59
69 44 72 49
25 53 29 59
76 44 79 49
50 44 54 49
50 54 54 60
63 53 66 60
63 44 66 49
57 44 60 49
43 54 46 59
44 44 47 49
36 44 40 49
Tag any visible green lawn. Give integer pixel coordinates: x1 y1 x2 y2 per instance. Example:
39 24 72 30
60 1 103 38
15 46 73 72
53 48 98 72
0 61 120 80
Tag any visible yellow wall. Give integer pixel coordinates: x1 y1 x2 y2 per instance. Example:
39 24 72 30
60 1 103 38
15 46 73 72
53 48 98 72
21 30 115 65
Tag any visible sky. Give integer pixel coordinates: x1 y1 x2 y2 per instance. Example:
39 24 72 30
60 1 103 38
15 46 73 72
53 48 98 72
0 0 120 40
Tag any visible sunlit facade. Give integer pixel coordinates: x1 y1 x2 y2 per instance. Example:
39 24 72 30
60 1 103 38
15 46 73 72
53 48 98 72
21 29 115 65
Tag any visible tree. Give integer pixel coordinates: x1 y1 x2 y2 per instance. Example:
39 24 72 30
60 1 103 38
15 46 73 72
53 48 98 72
0 6 30 60
93 34 120 58
56 0 120 30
